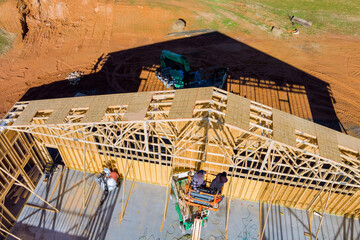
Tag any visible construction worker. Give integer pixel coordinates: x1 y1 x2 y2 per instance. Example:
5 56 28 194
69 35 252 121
191 170 206 193
95 168 119 205
210 172 228 194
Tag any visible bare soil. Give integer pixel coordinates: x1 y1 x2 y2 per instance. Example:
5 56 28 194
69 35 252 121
0 0 359 137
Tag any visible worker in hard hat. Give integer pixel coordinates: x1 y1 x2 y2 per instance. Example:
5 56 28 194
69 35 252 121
191 170 206 193
210 171 228 194
95 168 119 205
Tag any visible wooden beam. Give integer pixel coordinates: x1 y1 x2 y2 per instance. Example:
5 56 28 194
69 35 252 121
192 218 203 240
0 227 22 240
259 202 262 239
79 182 95 216
83 141 86 208
24 203 57 213
119 178 135 223
48 166 66 201
260 141 274 171
225 168 236 240
307 210 313 240
0 166 59 213
0 201 16 221
160 181 171 232
314 181 335 240
260 173 280 240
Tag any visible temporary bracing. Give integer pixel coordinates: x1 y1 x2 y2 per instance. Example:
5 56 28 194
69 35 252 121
0 87 360 239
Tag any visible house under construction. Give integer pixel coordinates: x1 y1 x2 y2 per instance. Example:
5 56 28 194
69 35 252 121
0 87 359 239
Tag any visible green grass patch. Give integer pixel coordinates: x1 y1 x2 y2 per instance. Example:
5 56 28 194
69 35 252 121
199 0 269 33
222 18 240 30
146 1 181 11
209 20 219 29
242 0 360 35
200 0 360 35
196 17 206 29
242 29 251 34
0 29 14 55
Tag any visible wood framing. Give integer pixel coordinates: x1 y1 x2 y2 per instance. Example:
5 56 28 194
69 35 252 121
1 87 360 237
0 129 48 239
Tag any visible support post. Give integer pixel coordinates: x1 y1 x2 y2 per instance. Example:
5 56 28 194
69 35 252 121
314 181 335 240
83 141 86 208
48 166 66 201
259 202 262 239
144 121 149 153
119 178 135 223
80 182 95 216
260 173 280 240
160 175 172 232
225 167 236 240
307 210 313 240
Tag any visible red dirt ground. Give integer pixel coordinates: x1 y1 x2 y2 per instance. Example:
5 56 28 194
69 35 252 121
0 0 359 136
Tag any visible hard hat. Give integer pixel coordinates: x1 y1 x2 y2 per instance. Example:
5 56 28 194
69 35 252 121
103 168 111 177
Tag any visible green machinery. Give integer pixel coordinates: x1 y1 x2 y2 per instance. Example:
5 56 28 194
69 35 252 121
156 50 229 89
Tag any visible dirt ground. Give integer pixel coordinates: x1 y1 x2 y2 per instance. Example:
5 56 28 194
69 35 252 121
0 0 359 137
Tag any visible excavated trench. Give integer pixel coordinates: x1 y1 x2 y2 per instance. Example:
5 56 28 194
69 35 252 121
17 0 30 39
20 13 29 39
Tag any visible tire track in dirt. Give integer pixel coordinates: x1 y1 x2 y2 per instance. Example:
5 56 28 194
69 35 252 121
100 1 114 52
304 53 360 130
305 67 359 109
305 62 359 106
347 54 360 78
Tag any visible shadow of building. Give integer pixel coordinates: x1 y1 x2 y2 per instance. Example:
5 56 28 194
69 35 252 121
20 31 342 132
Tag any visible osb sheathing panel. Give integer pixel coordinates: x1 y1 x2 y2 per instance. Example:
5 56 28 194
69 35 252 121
336 132 360 153
315 125 341 162
225 93 250 130
13 92 155 125
123 92 153 121
293 115 316 136
169 88 199 119
272 109 296 147
196 87 214 101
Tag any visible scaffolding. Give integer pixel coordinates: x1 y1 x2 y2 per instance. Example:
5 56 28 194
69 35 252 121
0 87 359 239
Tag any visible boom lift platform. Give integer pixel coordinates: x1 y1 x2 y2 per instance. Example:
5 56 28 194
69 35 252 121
170 171 224 239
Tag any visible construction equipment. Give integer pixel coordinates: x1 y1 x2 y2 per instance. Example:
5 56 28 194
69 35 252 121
156 50 229 89
171 171 225 239
95 168 119 205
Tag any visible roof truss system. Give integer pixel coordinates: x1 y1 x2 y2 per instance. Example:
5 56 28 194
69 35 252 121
1 87 360 230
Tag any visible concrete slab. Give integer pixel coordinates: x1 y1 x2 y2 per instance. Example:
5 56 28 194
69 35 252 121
9 168 360 240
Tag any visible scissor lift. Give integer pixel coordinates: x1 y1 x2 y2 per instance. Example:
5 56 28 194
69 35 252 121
170 171 224 238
